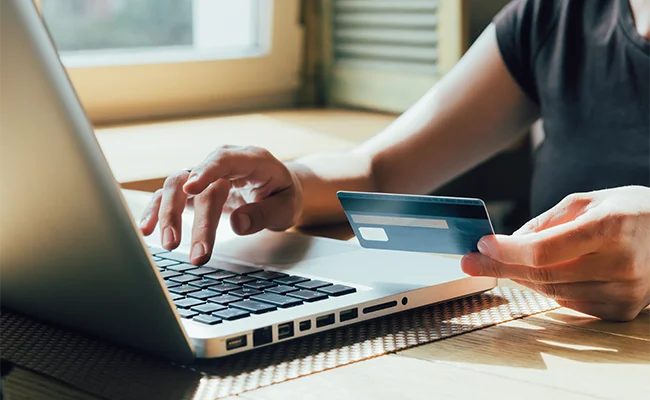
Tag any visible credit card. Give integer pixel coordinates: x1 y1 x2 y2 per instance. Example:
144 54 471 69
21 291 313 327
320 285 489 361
337 191 495 256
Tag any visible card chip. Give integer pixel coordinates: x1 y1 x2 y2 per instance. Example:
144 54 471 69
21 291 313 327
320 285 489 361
358 227 389 242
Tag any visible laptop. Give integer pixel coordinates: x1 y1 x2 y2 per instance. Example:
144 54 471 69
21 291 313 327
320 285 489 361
0 0 496 363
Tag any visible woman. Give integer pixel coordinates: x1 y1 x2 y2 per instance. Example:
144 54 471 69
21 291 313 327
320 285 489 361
140 0 650 321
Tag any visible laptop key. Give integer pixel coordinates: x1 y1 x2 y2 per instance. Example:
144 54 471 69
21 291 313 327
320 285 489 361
207 283 240 293
170 274 200 284
273 275 310 285
205 260 261 275
174 297 204 309
186 267 218 277
288 290 328 302
158 252 190 263
223 275 257 285
265 285 299 295
165 280 181 289
213 308 250 321
193 314 222 325
229 288 263 299
317 284 357 297
156 259 181 268
168 263 199 273
231 300 277 314
204 271 237 281
189 279 224 289
208 294 243 305
249 271 288 281
187 289 220 300
243 280 277 291
296 280 333 290
159 270 182 279
169 285 201 295
168 293 184 301
191 303 226 314
252 293 303 308
177 308 199 319
152 256 163 261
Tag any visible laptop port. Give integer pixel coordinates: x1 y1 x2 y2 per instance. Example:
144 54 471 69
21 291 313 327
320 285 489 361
363 300 397 314
226 335 247 350
278 322 294 340
299 320 311 331
253 326 273 347
316 313 335 328
339 308 358 322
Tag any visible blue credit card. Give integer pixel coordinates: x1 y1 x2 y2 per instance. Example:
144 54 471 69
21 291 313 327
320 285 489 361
337 191 495 256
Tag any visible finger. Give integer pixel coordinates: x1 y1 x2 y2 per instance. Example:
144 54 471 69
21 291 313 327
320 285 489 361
189 179 230 265
478 211 603 266
230 189 297 235
514 193 594 236
183 146 286 196
511 279 611 302
139 189 163 236
460 252 619 283
158 171 190 250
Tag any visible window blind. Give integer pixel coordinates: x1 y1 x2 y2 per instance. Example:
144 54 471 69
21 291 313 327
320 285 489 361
326 0 466 113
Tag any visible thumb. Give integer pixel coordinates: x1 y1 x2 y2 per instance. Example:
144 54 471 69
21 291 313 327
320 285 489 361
514 193 592 236
230 191 297 235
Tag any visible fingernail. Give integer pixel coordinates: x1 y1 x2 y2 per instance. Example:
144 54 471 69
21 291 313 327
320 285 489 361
162 227 176 247
236 213 251 233
186 174 199 184
461 254 482 276
191 242 207 261
477 238 492 257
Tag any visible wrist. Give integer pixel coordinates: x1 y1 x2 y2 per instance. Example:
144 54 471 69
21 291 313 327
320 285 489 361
285 161 307 227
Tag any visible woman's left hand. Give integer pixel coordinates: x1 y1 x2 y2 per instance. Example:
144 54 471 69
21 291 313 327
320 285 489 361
461 186 650 321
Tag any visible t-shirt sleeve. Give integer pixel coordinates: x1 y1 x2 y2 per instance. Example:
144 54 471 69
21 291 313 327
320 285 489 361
493 0 560 104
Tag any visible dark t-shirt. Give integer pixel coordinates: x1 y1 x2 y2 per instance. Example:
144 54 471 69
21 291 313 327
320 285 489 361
494 0 649 216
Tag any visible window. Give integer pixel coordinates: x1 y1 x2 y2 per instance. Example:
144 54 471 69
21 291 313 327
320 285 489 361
33 0 303 125
40 0 266 67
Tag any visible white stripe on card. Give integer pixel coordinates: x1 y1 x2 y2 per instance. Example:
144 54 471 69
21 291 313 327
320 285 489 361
351 214 449 229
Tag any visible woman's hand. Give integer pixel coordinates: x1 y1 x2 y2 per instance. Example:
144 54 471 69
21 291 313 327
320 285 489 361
139 145 303 265
461 186 650 321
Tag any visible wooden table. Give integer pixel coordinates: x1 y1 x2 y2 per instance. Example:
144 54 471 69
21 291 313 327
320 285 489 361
3 190 649 400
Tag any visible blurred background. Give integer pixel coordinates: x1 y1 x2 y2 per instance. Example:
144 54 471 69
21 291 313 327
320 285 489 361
37 0 532 234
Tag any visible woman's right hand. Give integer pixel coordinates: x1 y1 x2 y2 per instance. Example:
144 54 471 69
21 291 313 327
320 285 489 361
138 145 304 265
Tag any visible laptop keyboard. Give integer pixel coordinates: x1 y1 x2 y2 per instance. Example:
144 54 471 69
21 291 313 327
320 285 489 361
148 247 356 326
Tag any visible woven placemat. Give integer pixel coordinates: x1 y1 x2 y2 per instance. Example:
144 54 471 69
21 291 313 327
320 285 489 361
0 287 558 400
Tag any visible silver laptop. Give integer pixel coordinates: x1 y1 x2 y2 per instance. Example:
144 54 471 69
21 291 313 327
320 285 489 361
0 0 496 363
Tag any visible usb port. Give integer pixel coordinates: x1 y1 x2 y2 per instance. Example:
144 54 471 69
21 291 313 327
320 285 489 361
316 313 335 328
278 322 294 340
226 335 247 350
339 308 358 322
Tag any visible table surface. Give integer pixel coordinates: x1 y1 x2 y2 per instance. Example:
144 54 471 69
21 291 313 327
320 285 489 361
96 109 395 192
3 190 649 400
